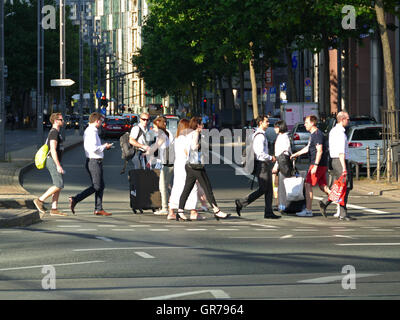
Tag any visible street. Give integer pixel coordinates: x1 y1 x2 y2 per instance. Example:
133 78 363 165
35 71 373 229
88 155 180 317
0 136 399 300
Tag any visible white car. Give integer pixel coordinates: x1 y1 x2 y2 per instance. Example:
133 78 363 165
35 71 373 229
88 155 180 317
347 124 383 167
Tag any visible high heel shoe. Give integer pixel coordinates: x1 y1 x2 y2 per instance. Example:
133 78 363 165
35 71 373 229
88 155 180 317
176 211 191 221
213 210 231 221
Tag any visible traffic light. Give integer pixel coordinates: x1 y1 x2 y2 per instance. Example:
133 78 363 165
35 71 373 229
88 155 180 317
203 98 207 104
100 96 108 107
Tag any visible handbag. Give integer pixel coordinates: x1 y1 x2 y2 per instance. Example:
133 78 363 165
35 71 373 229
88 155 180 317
35 139 49 170
328 175 347 206
283 176 305 202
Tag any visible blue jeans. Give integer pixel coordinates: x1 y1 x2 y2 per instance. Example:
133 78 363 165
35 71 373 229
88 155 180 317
74 158 105 211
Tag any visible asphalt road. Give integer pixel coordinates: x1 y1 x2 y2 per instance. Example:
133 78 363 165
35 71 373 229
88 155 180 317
2 137 400 301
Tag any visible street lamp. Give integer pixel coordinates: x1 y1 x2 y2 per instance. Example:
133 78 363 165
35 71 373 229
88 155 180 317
0 0 5 161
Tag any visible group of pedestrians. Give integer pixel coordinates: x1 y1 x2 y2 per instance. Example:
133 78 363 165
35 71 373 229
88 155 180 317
33 110 355 221
235 112 355 221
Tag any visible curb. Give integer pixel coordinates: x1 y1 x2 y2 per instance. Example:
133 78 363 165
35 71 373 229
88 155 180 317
0 139 83 228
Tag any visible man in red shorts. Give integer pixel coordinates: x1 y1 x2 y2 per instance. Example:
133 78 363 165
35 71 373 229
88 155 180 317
291 115 330 217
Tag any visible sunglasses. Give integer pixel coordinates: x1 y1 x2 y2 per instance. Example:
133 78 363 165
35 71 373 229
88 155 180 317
141 118 149 121
57 119 64 121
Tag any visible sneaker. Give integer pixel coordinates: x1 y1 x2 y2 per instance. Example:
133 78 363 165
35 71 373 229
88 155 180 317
50 209 68 216
334 205 340 218
296 209 313 217
154 210 168 215
33 198 46 217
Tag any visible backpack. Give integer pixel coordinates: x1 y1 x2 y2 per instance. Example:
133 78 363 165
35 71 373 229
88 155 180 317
35 138 49 170
277 151 294 177
120 126 144 174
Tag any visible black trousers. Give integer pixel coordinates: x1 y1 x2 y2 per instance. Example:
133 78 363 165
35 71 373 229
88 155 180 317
74 158 105 211
179 164 217 210
239 160 274 216
321 158 353 217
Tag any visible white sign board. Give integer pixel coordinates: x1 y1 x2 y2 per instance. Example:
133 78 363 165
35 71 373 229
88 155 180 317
51 79 75 87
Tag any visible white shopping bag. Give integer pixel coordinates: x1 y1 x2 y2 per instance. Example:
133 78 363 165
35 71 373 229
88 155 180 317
283 176 305 202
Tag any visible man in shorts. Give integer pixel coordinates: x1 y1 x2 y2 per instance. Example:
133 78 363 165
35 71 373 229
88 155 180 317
33 113 67 217
291 115 330 217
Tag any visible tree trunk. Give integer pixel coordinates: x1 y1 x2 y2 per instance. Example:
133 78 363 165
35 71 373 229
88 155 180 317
218 75 225 111
227 75 235 128
285 49 298 102
239 62 246 127
375 0 397 142
323 45 331 117
249 43 259 120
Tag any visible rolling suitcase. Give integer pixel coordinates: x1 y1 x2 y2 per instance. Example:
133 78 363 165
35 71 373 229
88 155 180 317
128 169 162 214
278 170 307 214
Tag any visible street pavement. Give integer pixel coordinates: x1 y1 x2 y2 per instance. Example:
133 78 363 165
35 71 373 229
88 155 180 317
2 128 400 301
1 127 400 228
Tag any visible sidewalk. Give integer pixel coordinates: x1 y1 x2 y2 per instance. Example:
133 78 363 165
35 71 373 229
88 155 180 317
0 130 83 228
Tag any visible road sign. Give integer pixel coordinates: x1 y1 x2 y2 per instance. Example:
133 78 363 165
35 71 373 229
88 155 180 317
292 55 297 69
96 90 102 99
304 77 312 87
50 79 75 87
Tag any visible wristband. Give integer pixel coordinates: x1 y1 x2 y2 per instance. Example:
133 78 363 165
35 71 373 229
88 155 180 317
314 163 319 166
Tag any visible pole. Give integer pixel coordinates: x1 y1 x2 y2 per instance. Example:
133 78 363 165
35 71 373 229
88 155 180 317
37 0 44 149
78 0 84 135
59 0 66 139
0 0 5 161
89 17 94 114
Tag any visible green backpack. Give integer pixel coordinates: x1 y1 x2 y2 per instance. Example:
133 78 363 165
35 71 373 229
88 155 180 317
35 139 49 170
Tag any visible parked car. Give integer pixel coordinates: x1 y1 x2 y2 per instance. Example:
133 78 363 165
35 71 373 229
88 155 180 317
70 114 80 129
323 115 377 136
289 122 325 153
347 124 383 167
82 114 90 129
122 113 139 126
101 116 131 138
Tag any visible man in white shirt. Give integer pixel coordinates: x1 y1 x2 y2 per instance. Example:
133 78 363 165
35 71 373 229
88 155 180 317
235 115 280 219
319 111 355 221
129 112 150 168
69 112 113 216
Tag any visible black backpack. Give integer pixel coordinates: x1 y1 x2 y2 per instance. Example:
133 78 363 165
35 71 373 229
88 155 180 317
120 127 144 174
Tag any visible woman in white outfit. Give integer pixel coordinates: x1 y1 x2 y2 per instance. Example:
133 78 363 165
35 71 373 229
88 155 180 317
168 119 203 220
145 116 174 215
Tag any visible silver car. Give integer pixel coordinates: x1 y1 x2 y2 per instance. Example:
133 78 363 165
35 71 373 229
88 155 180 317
290 122 310 152
347 124 383 167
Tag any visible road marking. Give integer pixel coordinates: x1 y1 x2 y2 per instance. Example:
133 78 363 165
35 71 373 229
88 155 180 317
255 228 278 231
336 243 400 246
371 229 395 232
149 229 170 232
112 229 135 232
216 228 240 231
212 150 390 215
186 228 208 231
135 251 155 259
333 234 355 239
280 235 293 239
129 225 151 227
95 236 113 242
0 230 21 234
97 224 117 228
0 260 104 272
73 246 200 252
298 273 380 284
57 225 81 228
143 289 230 300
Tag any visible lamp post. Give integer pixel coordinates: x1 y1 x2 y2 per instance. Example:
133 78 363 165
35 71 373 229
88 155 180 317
37 0 44 149
0 0 5 161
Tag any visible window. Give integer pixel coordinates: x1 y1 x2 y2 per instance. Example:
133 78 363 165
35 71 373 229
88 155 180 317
351 127 382 141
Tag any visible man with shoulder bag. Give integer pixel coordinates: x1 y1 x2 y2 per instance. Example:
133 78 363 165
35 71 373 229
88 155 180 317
235 115 280 219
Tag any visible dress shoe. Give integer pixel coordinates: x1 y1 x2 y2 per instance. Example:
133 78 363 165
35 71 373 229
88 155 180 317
94 209 112 216
319 200 327 218
69 196 77 214
264 212 281 219
235 199 242 217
